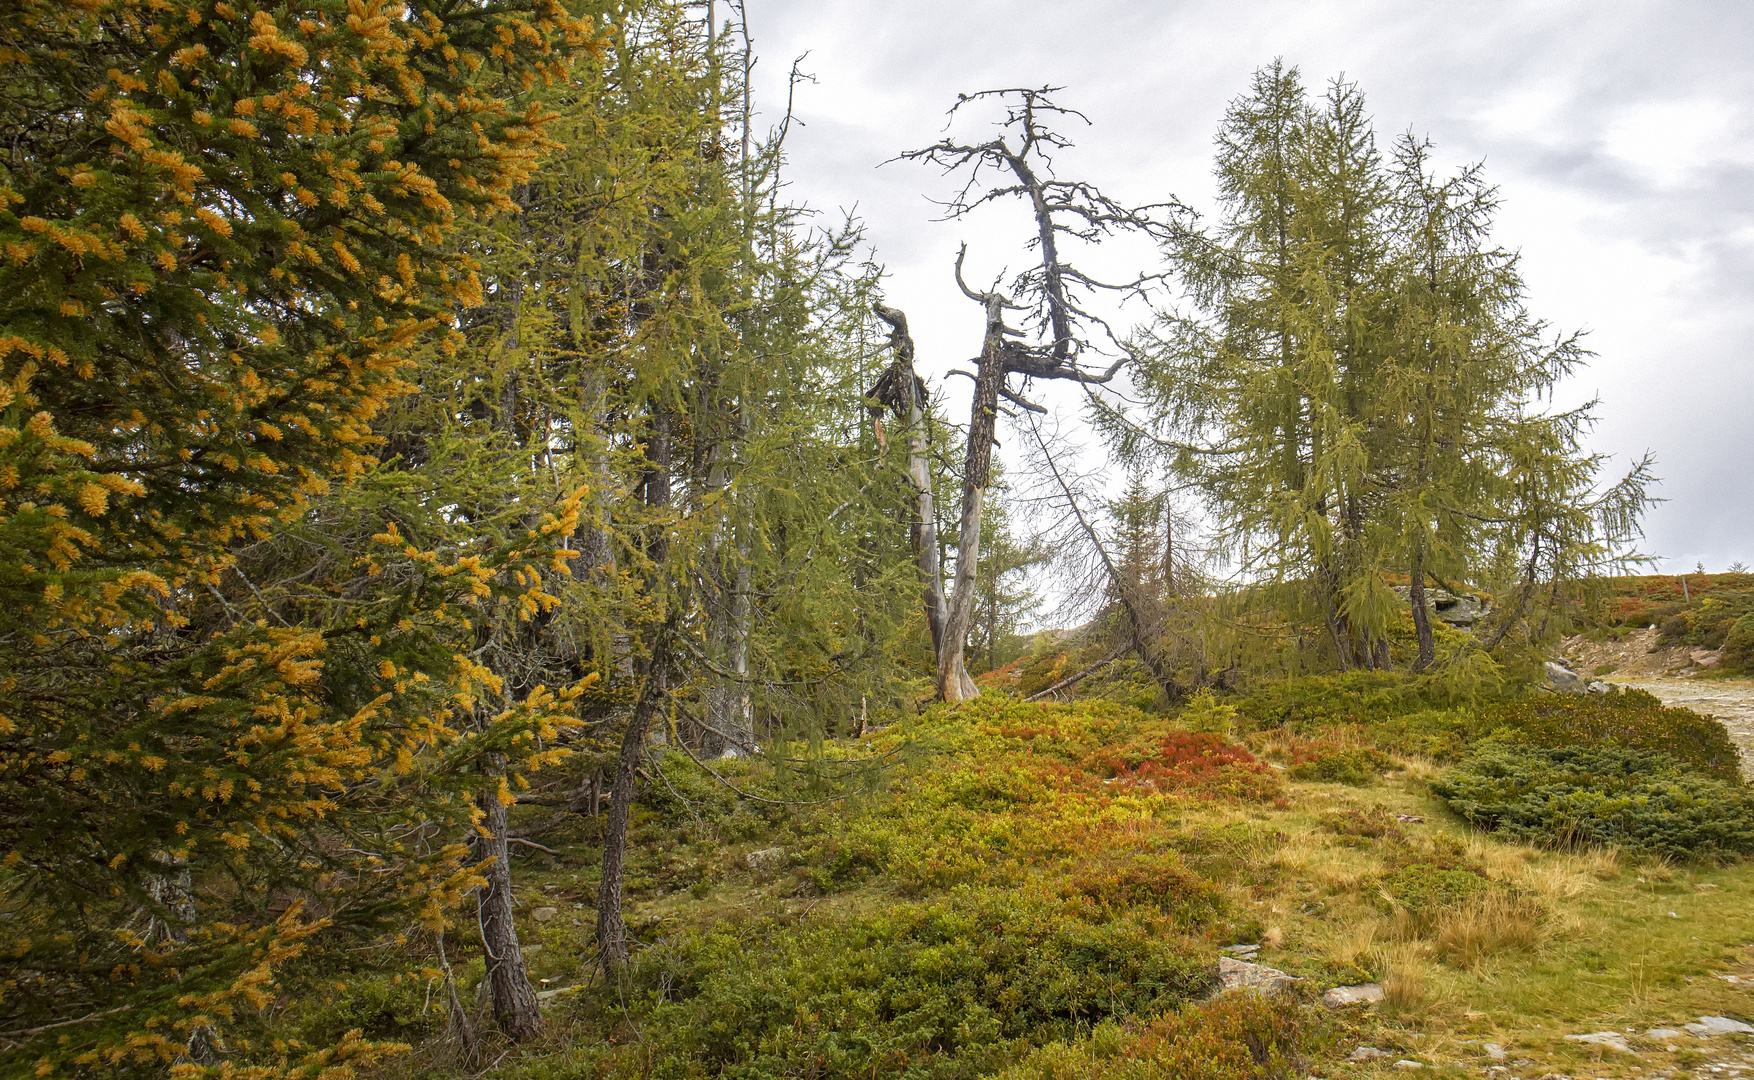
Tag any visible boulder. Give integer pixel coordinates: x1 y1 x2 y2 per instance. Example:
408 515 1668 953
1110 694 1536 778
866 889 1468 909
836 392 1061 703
531 906 559 923
745 846 788 874
1544 661 1584 693
1216 955 1301 995
1322 983 1385 1008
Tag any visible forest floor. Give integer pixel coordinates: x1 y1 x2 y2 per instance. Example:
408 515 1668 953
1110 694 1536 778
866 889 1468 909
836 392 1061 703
352 679 1754 1080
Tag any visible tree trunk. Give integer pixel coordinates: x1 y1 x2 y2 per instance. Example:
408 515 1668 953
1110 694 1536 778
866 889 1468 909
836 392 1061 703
906 389 950 657
938 306 1005 702
597 406 672 971
595 634 671 971
872 303 951 660
476 752 543 1041
1409 554 1436 674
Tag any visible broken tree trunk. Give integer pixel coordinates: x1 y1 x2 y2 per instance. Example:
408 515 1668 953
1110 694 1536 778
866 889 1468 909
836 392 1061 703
870 303 952 664
936 295 1007 702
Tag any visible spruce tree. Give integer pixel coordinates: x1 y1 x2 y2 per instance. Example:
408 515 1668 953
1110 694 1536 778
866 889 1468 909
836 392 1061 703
0 1 591 1073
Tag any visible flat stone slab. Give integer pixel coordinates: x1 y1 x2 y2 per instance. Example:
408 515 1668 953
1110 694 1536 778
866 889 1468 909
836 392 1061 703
1646 1028 1685 1039
1483 1043 1507 1060
1348 1046 1392 1062
1393 1060 1424 1069
1217 955 1301 995
1565 1031 1634 1053
1686 1016 1754 1037
1222 943 1261 958
1323 983 1385 1007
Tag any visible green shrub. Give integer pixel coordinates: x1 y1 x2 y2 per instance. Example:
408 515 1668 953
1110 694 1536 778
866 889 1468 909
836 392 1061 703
1483 689 1741 780
1235 674 1493 760
631 885 1219 1079
1432 743 1754 859
1376 863 1492 930
1723 615 1754 673
1287 744 1394 784
993 993 1324 1080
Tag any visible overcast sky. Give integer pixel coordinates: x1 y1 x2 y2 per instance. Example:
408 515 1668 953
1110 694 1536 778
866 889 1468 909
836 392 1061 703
747 0 1754 575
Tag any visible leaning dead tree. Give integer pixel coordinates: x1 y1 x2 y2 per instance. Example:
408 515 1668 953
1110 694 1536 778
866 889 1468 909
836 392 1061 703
868 304 951 667
896 87 1185 701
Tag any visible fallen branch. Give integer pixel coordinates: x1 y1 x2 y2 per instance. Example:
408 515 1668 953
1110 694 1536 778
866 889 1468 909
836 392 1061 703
1024 641 1131 701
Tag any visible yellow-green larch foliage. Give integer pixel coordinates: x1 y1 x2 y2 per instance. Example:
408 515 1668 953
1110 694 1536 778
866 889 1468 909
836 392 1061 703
0 1 600 1076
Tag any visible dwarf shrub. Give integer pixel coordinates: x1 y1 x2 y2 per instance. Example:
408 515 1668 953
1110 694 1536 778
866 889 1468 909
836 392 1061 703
1724 615 1754 673
634 886 1219 1079
1287 743 1394 784
993 992 1324 1080
1483 689 1741 780
1432 743 1754 858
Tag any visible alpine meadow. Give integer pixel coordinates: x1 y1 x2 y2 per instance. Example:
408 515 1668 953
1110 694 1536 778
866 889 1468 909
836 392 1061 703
7 5 1754 1080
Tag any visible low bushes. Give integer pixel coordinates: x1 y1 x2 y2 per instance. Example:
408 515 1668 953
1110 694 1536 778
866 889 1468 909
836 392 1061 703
992 992 1324 1080
633 885 1220 1079
1287 742 1393 784
1432 743 1754 859
1088 732 1285 803
1482 689 1742 780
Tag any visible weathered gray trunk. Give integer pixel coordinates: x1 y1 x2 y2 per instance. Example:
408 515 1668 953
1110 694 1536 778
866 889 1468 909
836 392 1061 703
476 752 543 1041
937 302 1005 702
905 391 950 657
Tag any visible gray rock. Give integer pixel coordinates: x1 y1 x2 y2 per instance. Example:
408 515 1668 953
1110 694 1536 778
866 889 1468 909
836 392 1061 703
1545 661 1584 693
1565 1031 1634 1053
1646 1028 1685 1039
1483 1043 1507 1061
1322 983 1385 1008
745 846 787 874
1221 943 1260 956
1216 955 1302 995
535 984 581 1005
1348 1046 1393 1062
1686 1016 1754 1037
1587 680 1613 694
531 906 559 923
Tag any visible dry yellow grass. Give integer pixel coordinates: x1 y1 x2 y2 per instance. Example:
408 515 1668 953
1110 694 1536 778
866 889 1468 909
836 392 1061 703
1434 891 1545 966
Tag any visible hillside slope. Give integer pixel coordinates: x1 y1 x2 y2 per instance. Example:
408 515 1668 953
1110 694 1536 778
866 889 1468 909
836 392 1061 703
321 681 1754 1080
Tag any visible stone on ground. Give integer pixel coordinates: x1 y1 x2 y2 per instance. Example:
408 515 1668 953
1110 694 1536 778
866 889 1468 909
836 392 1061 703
1323 983 1385 1007
1216 955 1301 995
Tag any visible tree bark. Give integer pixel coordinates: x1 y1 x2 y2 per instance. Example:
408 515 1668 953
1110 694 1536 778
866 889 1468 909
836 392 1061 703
476 752 543 1041
1409 554 1436 674
937 302 1005 702
872 303 950 659
594 634 670 971
596 406 673 971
